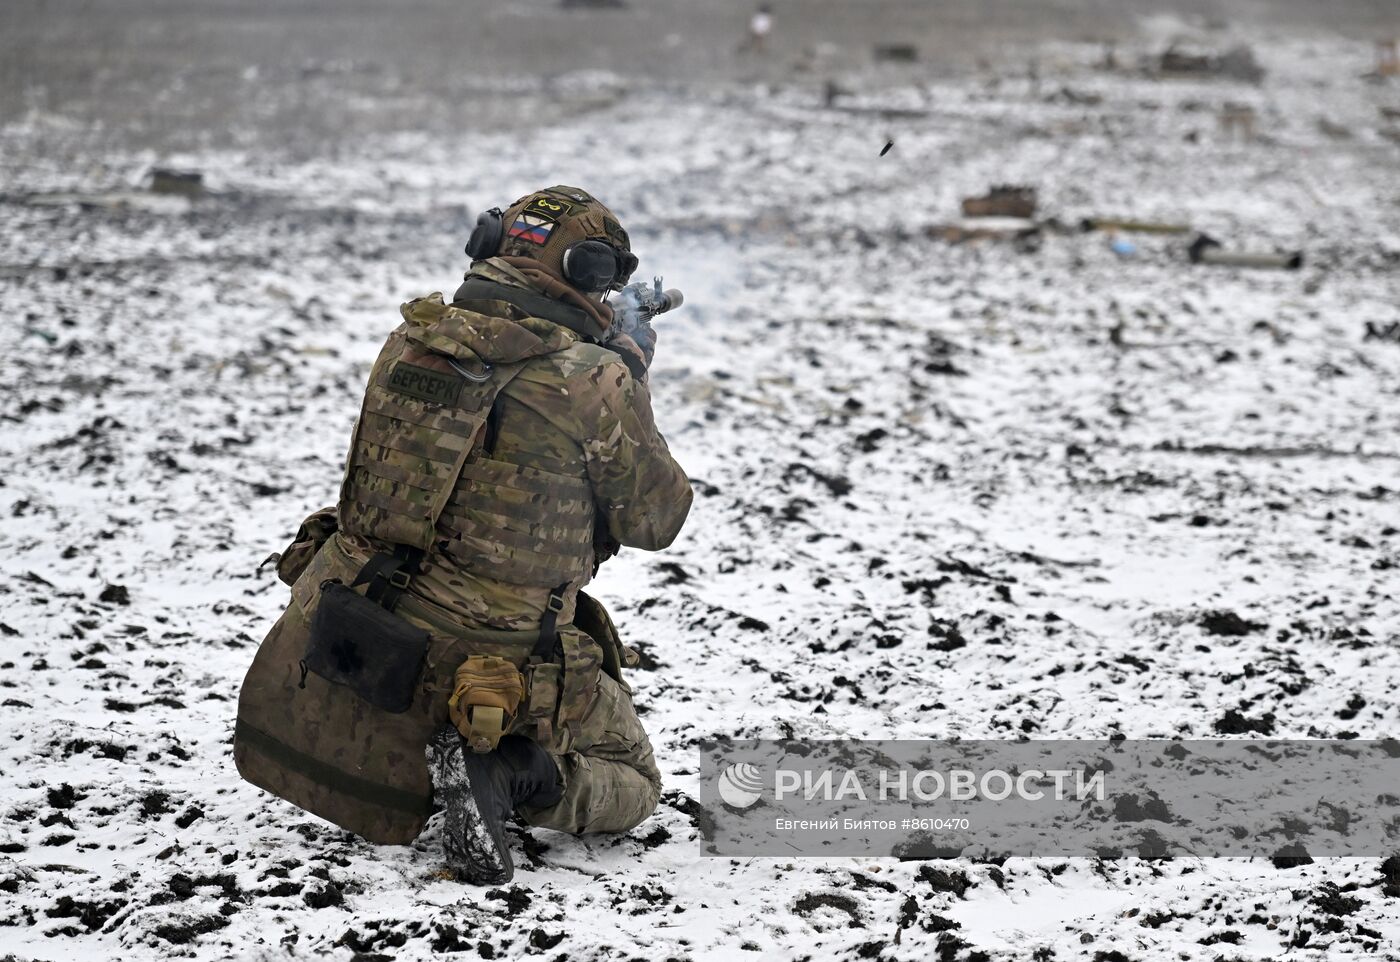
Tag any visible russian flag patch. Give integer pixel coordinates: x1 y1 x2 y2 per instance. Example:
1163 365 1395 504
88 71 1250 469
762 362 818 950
507 214 555 245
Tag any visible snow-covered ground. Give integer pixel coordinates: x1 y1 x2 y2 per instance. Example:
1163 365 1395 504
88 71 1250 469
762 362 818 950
2 26 1399 962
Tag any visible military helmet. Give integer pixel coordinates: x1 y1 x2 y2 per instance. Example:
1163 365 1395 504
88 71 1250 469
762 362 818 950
467 185 637 293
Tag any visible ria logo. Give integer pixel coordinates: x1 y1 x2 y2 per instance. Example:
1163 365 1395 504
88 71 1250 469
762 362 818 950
717 762 764 809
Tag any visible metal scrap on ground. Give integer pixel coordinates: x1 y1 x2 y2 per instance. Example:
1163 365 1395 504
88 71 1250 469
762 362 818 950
1189 232 1304 270
961 185 1038 219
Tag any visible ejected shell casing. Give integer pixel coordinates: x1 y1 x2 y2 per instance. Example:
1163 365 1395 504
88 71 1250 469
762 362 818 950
1189 233 1303 270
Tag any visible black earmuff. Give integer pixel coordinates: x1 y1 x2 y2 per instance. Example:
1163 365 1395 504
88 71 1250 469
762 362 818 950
561 240 620 293
616 249 639 285
561 240 640 293
465 207 504 261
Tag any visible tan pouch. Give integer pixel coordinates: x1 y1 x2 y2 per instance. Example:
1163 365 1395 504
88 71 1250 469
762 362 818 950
447 655 526 753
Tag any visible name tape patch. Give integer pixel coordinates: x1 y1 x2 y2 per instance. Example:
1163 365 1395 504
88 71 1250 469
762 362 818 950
387 362 462 405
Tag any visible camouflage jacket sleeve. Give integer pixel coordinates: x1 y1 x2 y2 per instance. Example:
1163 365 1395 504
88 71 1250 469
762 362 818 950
579 358 692 551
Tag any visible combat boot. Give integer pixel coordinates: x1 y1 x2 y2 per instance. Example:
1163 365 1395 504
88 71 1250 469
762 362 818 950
427 727 563 884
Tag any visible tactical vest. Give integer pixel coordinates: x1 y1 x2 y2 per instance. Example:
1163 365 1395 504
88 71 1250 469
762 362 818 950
337 318 593 588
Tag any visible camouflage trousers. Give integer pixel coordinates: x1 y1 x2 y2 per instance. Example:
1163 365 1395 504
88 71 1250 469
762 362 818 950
235 536 661 843
397 589 662 835
237 598 660 842
518 671 661 834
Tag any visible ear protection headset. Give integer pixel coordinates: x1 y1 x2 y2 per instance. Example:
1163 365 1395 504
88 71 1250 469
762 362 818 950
465 206 639 293
561 241 639 293
465 207 504 261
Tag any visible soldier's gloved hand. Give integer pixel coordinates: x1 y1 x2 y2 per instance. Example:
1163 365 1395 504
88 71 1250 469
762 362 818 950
625 318 657 368
608 281 661 372
607 332 652 381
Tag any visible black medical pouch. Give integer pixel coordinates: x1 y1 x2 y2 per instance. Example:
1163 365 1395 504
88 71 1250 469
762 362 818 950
304 580 430 714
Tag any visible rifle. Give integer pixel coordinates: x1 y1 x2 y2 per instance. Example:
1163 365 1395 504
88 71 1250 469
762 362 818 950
607 278 684 371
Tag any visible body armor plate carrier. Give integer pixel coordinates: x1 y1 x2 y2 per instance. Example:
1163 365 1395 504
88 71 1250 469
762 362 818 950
339 323 594 585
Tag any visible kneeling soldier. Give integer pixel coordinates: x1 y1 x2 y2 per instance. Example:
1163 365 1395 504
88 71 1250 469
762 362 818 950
234 185 692 883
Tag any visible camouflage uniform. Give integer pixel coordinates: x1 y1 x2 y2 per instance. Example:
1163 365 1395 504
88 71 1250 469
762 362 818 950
235 188 690 843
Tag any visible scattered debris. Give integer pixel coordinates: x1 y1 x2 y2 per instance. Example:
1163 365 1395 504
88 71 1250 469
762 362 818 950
927 219 1040 245
1081 217 1191 235
872 44 918 64
1159 45 1216 76
1156 44 1265 83
961 185 1037 219
1189 233 1302 270
148 169 204 197
1108 234 1137 258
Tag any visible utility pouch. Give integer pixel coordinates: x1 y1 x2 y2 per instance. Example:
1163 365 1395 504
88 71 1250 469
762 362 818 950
273 506 339 587
523 661 564 751
555 631 602 745
448 655 526 753
304 581 430 714
574 589 634 686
